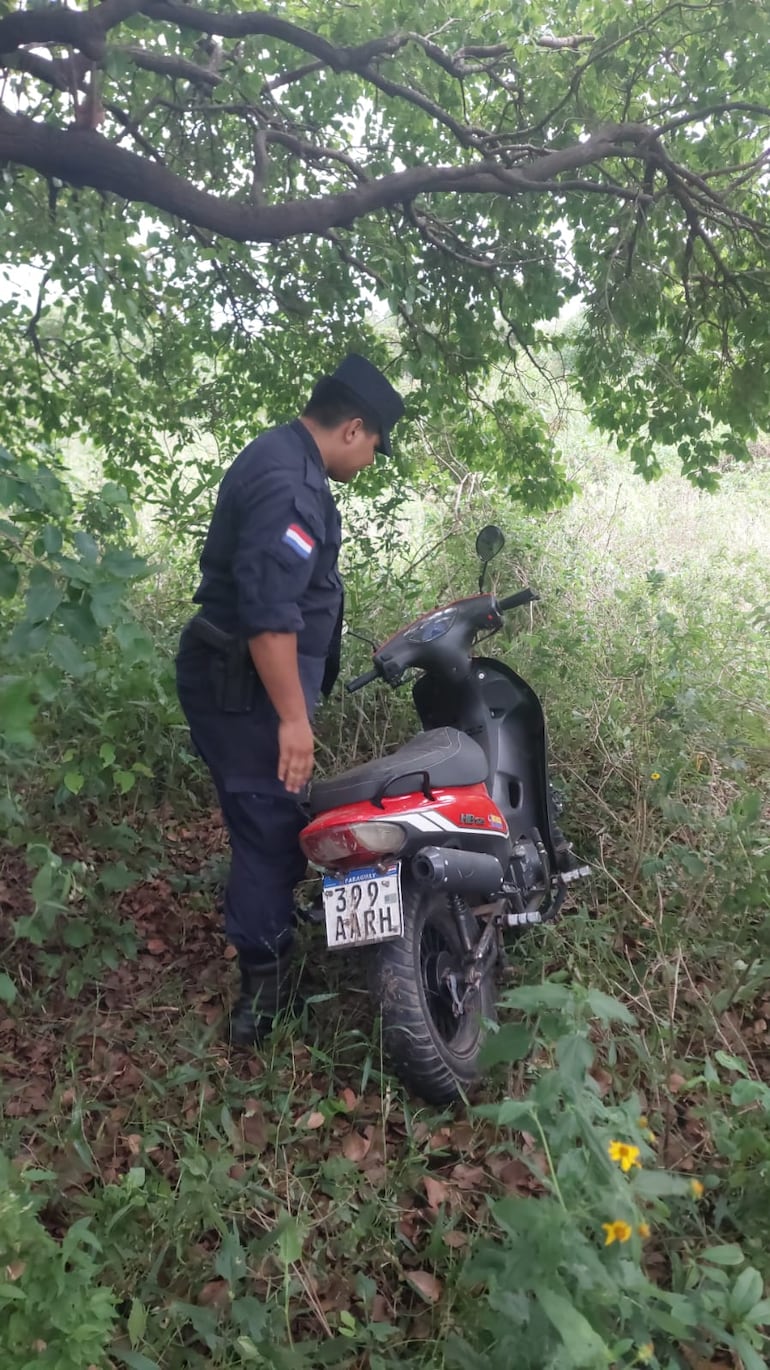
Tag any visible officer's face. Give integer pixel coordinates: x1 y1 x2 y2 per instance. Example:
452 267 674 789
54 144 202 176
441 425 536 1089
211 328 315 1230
325 420 381 483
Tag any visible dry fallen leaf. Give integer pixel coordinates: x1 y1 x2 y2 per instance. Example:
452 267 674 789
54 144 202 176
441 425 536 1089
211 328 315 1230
406 1269 443 1303
371 1294 390 1322
342 1129 372 1162
6 1260 26 1281
197 1279 230 1308
145 938 167 955
442 1231 468 1249
125 1134 142 1156
668 1072 687 1093
449 1163 486 1191
305 1111 325 1129
241 1109 267 1151
423 1175 450 1210
497 1157 533 1193
428 1127 452 1150
223 944 238 960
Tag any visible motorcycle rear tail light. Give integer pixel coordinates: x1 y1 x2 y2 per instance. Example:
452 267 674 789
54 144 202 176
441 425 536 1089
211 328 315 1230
301 821 405 865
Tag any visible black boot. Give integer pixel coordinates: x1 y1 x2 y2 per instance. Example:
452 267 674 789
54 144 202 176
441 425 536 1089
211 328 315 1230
228 949 294 1047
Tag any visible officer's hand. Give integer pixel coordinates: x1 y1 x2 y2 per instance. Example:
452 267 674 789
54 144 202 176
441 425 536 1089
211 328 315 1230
278 717 315 793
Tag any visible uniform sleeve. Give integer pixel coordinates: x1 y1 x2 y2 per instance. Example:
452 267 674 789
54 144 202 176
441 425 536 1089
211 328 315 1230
230 465 324 638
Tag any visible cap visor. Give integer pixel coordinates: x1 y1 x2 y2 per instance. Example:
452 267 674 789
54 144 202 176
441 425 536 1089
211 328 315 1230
377 430 392 457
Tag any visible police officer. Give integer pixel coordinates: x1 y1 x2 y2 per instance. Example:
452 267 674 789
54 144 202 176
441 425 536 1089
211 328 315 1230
176 355 405 1045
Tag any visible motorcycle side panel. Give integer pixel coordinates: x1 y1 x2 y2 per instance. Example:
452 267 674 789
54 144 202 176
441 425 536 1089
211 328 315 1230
412 658 562 867
300 782 511 869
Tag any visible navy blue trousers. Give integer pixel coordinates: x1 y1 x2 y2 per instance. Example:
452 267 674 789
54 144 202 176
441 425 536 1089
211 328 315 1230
177 639 324 960
211 781 307 958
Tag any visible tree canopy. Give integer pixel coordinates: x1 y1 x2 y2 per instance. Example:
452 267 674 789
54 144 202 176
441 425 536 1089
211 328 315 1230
1 0 770 499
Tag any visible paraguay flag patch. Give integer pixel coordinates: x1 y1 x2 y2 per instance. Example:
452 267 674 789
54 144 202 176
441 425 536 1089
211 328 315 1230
282 523 315 559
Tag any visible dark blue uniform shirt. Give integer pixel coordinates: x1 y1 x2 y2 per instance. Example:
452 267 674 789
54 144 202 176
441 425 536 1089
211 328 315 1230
193 419 342 657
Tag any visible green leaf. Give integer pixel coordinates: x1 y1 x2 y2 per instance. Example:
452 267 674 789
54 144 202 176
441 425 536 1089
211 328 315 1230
75 529 99 563
632 1170 694 1199
101 546 150 580
730 1266 764 1318
115 769 136 794
715 1051 750 1077
42 524 63 554
730 1078 770 1109
99 742 117 766
63 920 93 948
478 1022 531 1068
234 1337 260 1363
112 1350 161 1370
701 1244 746 1266
0 676 37 745
114 621 153 664
0 972 17 1005
64 771 85 794
58 601 101 647
745 1299 770 1324
537 1288 612 1367
499 982 573 1014
555 1033 594 1081
585 989 636 1025
49 633 90 678
127 1297 148 1347
89 582 122 628
276 1214 302 1267
0 553 19 598
473 1098 535 1127
732 1335 768 1370
25 570 62 623
98 862 138 892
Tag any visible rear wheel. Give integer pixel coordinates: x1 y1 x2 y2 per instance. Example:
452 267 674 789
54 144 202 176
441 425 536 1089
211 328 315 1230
371 883 497 1104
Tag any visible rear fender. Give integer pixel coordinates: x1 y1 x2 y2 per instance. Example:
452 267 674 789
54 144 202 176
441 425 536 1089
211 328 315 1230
300 783 510 870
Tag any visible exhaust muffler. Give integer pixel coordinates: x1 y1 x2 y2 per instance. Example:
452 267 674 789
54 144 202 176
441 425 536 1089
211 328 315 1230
411 845 504 897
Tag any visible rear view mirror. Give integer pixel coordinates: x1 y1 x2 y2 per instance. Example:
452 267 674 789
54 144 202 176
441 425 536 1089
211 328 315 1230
475 525 505 563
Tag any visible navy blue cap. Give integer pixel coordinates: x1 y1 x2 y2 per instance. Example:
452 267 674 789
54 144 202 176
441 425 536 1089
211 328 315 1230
332 353 405 456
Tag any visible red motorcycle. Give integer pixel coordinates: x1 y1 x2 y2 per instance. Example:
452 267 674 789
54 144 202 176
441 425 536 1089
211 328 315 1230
300 527 589 1103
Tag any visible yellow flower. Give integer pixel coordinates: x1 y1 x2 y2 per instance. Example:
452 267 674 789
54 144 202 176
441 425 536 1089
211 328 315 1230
638 1222 651 1238
638 1115 648 1128
608 1140 642 1172
690 1179 704 1198
650 772 661 781
637 1343 654 1364
603 1220 633 1246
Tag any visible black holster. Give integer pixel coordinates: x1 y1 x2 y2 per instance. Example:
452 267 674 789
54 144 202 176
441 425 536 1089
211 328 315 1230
186 615 258 713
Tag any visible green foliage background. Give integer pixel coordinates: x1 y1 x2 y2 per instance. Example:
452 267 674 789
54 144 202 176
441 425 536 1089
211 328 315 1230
1 369 769 1367
2 1 770 1363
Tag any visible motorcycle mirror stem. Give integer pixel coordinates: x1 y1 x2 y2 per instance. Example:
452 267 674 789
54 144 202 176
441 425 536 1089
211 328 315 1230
475 524 505 593
346 627 377 650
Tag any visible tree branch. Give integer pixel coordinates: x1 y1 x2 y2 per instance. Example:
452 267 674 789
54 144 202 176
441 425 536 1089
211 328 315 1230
122 44 222 88
0 0 146 59
535 34 595 51
0 105 646 242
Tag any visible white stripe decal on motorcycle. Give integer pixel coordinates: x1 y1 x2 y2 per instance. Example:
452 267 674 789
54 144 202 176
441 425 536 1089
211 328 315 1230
390 811 507 836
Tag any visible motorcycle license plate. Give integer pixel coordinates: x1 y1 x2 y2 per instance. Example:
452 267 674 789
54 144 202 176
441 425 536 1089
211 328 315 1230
323 864 404 949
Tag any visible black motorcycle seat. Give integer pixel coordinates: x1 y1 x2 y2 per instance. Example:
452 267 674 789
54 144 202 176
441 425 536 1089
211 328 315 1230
308 727 488 816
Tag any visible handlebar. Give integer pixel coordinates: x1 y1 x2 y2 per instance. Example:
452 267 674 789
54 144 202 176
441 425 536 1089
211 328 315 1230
345 667 380 694
346 588 538 692
496 588 539 612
